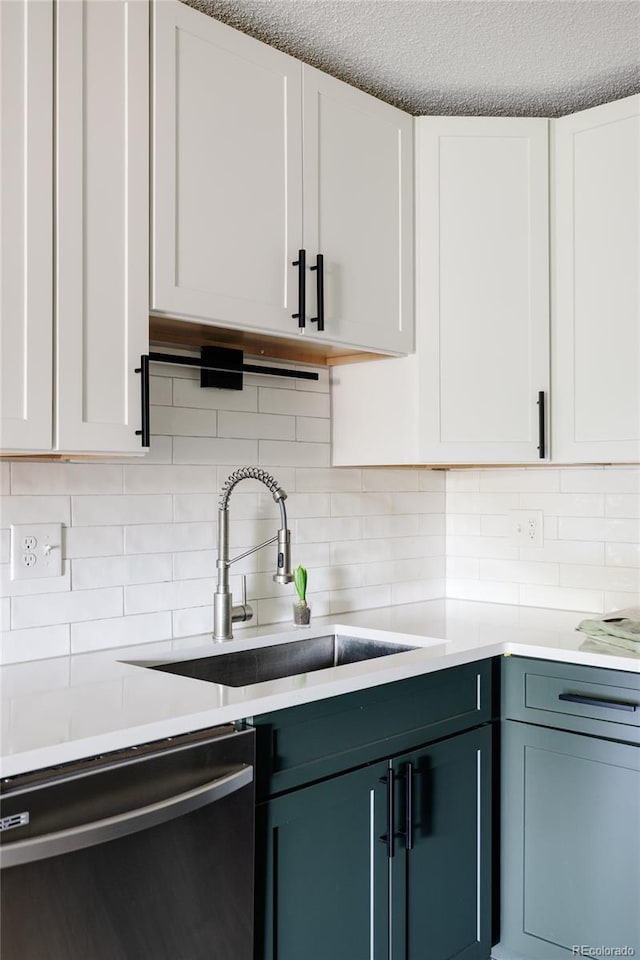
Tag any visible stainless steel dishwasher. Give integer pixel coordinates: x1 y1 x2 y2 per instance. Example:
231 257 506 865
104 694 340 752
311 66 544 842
0 724 255 960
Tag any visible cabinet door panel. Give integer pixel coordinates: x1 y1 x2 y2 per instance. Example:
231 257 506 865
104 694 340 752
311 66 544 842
501 721 640 957
392 726 492 960
417 117 549 462
553 95 640 462
56 0 148 453
304 66 413 354
0 0 53 452
257 762 388 960
152 0 302 335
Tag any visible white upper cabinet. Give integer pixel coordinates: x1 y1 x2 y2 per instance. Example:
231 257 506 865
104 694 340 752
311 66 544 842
0 0 148 457
151 0 303 335
0 0 53 453
417 117 550 463
552 95 640 463
151 0 413 355
302 67 414 353
56 0 149 454
333 117 549 466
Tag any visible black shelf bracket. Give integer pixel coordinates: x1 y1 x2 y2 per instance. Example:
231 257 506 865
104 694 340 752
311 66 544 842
147 347 320 392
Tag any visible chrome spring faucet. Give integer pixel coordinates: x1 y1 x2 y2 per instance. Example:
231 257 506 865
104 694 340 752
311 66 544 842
214 468 294 641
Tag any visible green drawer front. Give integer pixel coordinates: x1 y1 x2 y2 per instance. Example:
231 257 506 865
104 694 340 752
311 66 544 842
253 659 495 799
503 656 640 744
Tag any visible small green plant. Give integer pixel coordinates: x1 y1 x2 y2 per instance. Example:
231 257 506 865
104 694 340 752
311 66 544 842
294 565 308 606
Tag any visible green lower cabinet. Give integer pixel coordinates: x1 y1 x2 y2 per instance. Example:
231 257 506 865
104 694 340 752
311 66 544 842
256 760 389 960
392 726 492 960
256 726 492 960
500 720 640 957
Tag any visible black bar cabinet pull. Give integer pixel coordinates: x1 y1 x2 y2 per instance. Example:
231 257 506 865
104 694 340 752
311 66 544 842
558 693 637 713
537 390 545 459
378 768 395 859
135 354 150 447
292 249 306 328
310 253 325 331
405 762 414 851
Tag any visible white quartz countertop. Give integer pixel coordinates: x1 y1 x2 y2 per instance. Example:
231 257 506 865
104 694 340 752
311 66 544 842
2 598 638 778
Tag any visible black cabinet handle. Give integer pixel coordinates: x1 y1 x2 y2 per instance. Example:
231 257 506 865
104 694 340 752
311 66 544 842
310 254 325 331
404 762 413 851
378 768 394 859
135 354 150 448
559 693 637 713
292 249 306 328
537 391 545 459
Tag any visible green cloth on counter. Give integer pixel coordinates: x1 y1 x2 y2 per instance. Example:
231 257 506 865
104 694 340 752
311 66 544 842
577 613 640 653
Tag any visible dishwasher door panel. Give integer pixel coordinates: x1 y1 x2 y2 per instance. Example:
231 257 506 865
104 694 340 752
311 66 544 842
1 726 255 960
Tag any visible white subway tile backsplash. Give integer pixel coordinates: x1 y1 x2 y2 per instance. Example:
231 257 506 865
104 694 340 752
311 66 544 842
518 492 605 517
65 526 124 559
560 468 640 494
519 584 604 613
72 554 173 590
259 440 330 468
3 379 637 666
174 436 258 466
605 494 640 518
219 411 295 441
12 588 123 629
1 496 71 526
0 529 9 563
559 564 640 594
296 417 330 443
1 564 71 597
363 469 420 492
149 375 173 406
478 469 561 492
479 558 559 586
72 495 172 526
124 578 214 616
605 542 640 568
124 465 220 494
1 625 70 664
71 613 172 653
331 492 393 517
0 462 10 493
11 463 123 495
558 517 640 543
125 522 215 555
151 405 217 438
296 468 362 492
259 387 329 419
297 516 362 543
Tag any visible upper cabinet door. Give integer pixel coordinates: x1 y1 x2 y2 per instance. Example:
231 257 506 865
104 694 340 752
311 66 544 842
55 0 149 454
151 0 303 335
552 96 640 463
303 66 414 354
417 117 550 463
0 0 53 452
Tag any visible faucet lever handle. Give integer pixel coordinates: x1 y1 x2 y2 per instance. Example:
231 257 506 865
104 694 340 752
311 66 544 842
241 575 247 607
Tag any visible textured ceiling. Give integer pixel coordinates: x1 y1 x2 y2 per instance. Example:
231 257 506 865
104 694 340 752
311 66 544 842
183 0 640 116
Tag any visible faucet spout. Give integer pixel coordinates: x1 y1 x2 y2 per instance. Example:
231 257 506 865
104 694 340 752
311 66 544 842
213 468 294 641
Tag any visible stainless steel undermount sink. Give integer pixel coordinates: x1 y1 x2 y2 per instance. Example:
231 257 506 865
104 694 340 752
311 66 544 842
148 634 420 687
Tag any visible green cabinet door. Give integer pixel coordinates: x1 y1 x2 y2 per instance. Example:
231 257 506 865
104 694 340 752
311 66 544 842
500 720 640 957
256 759 389 960
391 726 492 960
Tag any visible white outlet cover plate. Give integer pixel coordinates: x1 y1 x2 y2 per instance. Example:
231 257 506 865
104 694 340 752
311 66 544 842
508 510 544 548
10 524 64 581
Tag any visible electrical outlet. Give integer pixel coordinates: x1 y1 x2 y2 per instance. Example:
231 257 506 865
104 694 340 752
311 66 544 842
509 510 544 548
10 524 64 580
